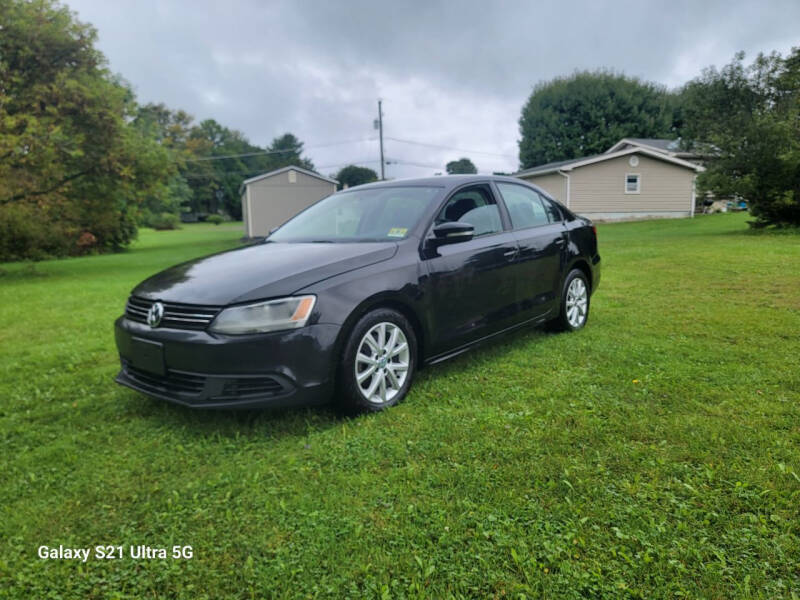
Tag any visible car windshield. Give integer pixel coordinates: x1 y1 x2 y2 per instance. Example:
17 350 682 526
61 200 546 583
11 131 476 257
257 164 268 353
268 186 442 243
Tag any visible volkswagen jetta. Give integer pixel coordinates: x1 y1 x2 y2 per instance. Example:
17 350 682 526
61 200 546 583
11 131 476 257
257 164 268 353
114 175 600 412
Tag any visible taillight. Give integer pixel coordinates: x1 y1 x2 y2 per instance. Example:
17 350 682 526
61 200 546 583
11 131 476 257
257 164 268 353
592 225 597 238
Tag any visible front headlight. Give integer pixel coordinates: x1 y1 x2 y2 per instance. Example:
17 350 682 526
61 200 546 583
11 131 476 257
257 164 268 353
209 295 316 335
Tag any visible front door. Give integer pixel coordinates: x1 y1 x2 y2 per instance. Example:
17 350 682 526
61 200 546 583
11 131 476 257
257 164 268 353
422 184 520 355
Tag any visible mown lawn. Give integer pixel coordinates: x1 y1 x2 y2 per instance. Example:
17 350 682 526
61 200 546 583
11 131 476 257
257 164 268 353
1 215 799 598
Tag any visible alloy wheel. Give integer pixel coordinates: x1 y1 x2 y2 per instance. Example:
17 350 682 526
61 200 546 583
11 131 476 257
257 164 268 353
565 277 588 328
354 322 410 404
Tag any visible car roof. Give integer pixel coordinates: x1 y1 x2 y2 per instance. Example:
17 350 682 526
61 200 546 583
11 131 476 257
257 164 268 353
347 174 529 192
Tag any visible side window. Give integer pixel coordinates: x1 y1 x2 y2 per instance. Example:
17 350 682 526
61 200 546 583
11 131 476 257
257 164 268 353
540 196 563 223
496 183 551 229
435 185 502 237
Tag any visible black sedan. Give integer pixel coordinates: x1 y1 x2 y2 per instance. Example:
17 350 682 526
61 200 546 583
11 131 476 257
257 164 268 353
115 175 600 412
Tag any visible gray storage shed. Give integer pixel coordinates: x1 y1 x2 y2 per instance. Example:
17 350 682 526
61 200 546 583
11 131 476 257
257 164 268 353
240 166 337 237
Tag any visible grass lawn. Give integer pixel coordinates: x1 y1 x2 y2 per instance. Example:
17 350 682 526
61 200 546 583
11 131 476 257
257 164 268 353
1 215 799 598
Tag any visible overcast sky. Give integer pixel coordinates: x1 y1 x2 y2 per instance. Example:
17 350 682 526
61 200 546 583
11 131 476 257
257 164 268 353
66 0 799 179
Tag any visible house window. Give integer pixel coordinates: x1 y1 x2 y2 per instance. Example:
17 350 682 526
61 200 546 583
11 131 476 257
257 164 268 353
625 173 640 194
288 169 297 184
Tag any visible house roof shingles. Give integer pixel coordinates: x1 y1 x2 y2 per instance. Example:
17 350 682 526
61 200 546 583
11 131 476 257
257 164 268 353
514 155 601 177
514 145 704 178
623 138 681 152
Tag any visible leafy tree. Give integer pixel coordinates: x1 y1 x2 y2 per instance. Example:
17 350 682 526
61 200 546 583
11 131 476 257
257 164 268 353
680 49 800 227
176 126 316 219
184 119 259 218
335 165 378 189
132 103 194 149
0 0 173 258
446 158 478 174
0 0 323 256
131 103 196 223
518 71 678 168
266 133 315 171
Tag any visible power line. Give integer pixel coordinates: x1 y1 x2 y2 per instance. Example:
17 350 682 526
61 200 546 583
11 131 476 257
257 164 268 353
184 149 293 162
385 158 444 170
169 134 514 170
182 158 442 179
384 136 516 159
183 138 378 163
180 135 515 165
317 159 382 170
182 159 384 179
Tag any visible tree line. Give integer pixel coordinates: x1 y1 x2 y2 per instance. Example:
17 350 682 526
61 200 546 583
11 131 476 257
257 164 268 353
518 50 800 228
0 0 318 261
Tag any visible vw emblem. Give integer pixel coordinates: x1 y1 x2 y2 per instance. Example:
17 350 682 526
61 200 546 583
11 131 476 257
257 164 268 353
147 302 164 328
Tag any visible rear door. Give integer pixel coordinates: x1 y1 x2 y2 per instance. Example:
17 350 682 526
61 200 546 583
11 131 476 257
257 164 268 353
422 183 520 355
494 182 566 321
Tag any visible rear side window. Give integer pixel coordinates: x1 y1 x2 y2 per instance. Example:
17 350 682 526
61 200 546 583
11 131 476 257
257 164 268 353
540 196 563 223
496 183 551 229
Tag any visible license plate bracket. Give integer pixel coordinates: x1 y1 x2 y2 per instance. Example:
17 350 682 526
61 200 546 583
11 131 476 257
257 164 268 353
129 337 165 375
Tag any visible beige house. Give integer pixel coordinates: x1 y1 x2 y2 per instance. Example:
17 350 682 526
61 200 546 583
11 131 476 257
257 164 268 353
240 166 337 237
514 139 705 221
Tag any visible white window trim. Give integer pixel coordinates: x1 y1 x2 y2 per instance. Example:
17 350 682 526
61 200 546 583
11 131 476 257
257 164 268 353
625 173 641 194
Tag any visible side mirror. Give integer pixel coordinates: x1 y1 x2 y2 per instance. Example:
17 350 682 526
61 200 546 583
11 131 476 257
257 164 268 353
431 221 474 245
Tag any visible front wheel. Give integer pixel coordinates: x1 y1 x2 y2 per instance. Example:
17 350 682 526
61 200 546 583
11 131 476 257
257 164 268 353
337 308 417 413
548 269 590 332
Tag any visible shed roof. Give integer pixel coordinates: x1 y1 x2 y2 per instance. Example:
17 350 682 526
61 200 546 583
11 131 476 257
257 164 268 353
240 165 338 188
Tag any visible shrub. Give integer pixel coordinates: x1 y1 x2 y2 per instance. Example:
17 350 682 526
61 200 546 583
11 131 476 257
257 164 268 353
207 214 225 225
0 200 140 261
0 204 74 261
147 212 181 231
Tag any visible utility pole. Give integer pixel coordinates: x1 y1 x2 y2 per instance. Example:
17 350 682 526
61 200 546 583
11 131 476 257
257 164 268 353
377 99 385 180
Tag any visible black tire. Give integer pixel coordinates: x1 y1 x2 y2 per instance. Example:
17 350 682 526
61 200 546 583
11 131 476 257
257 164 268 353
336 308 417 414
547 268 591 332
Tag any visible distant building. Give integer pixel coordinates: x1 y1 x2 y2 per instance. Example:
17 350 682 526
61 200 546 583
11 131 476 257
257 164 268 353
515 139 705 221
239 166 337 237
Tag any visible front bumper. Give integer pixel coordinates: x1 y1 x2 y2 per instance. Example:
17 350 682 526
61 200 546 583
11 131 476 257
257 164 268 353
114 317 339 409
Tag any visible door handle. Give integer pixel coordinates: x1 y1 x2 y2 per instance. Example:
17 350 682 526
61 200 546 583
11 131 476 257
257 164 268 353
503 248 519 260
554 237 566 247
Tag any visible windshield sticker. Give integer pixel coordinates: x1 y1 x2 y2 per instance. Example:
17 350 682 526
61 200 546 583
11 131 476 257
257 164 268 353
387 227 408 238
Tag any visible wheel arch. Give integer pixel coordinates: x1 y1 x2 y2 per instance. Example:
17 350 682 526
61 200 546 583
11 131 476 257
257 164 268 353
566 258 593 292
333 293 427 377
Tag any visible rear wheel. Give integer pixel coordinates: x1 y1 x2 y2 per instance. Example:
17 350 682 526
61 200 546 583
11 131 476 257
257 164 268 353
337 309 417 413
549 269 590 332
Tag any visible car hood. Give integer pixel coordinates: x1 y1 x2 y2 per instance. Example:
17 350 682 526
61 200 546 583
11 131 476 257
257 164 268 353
131 241 398 305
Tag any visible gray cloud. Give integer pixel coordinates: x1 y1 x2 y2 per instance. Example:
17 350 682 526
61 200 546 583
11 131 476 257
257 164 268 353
67 0 799 177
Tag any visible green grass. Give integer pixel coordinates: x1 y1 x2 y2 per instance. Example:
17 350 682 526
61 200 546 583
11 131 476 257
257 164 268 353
1 215 799 598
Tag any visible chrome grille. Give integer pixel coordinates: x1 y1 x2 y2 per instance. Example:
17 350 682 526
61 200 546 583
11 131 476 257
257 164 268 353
122 360 206 395
125 296 221 330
